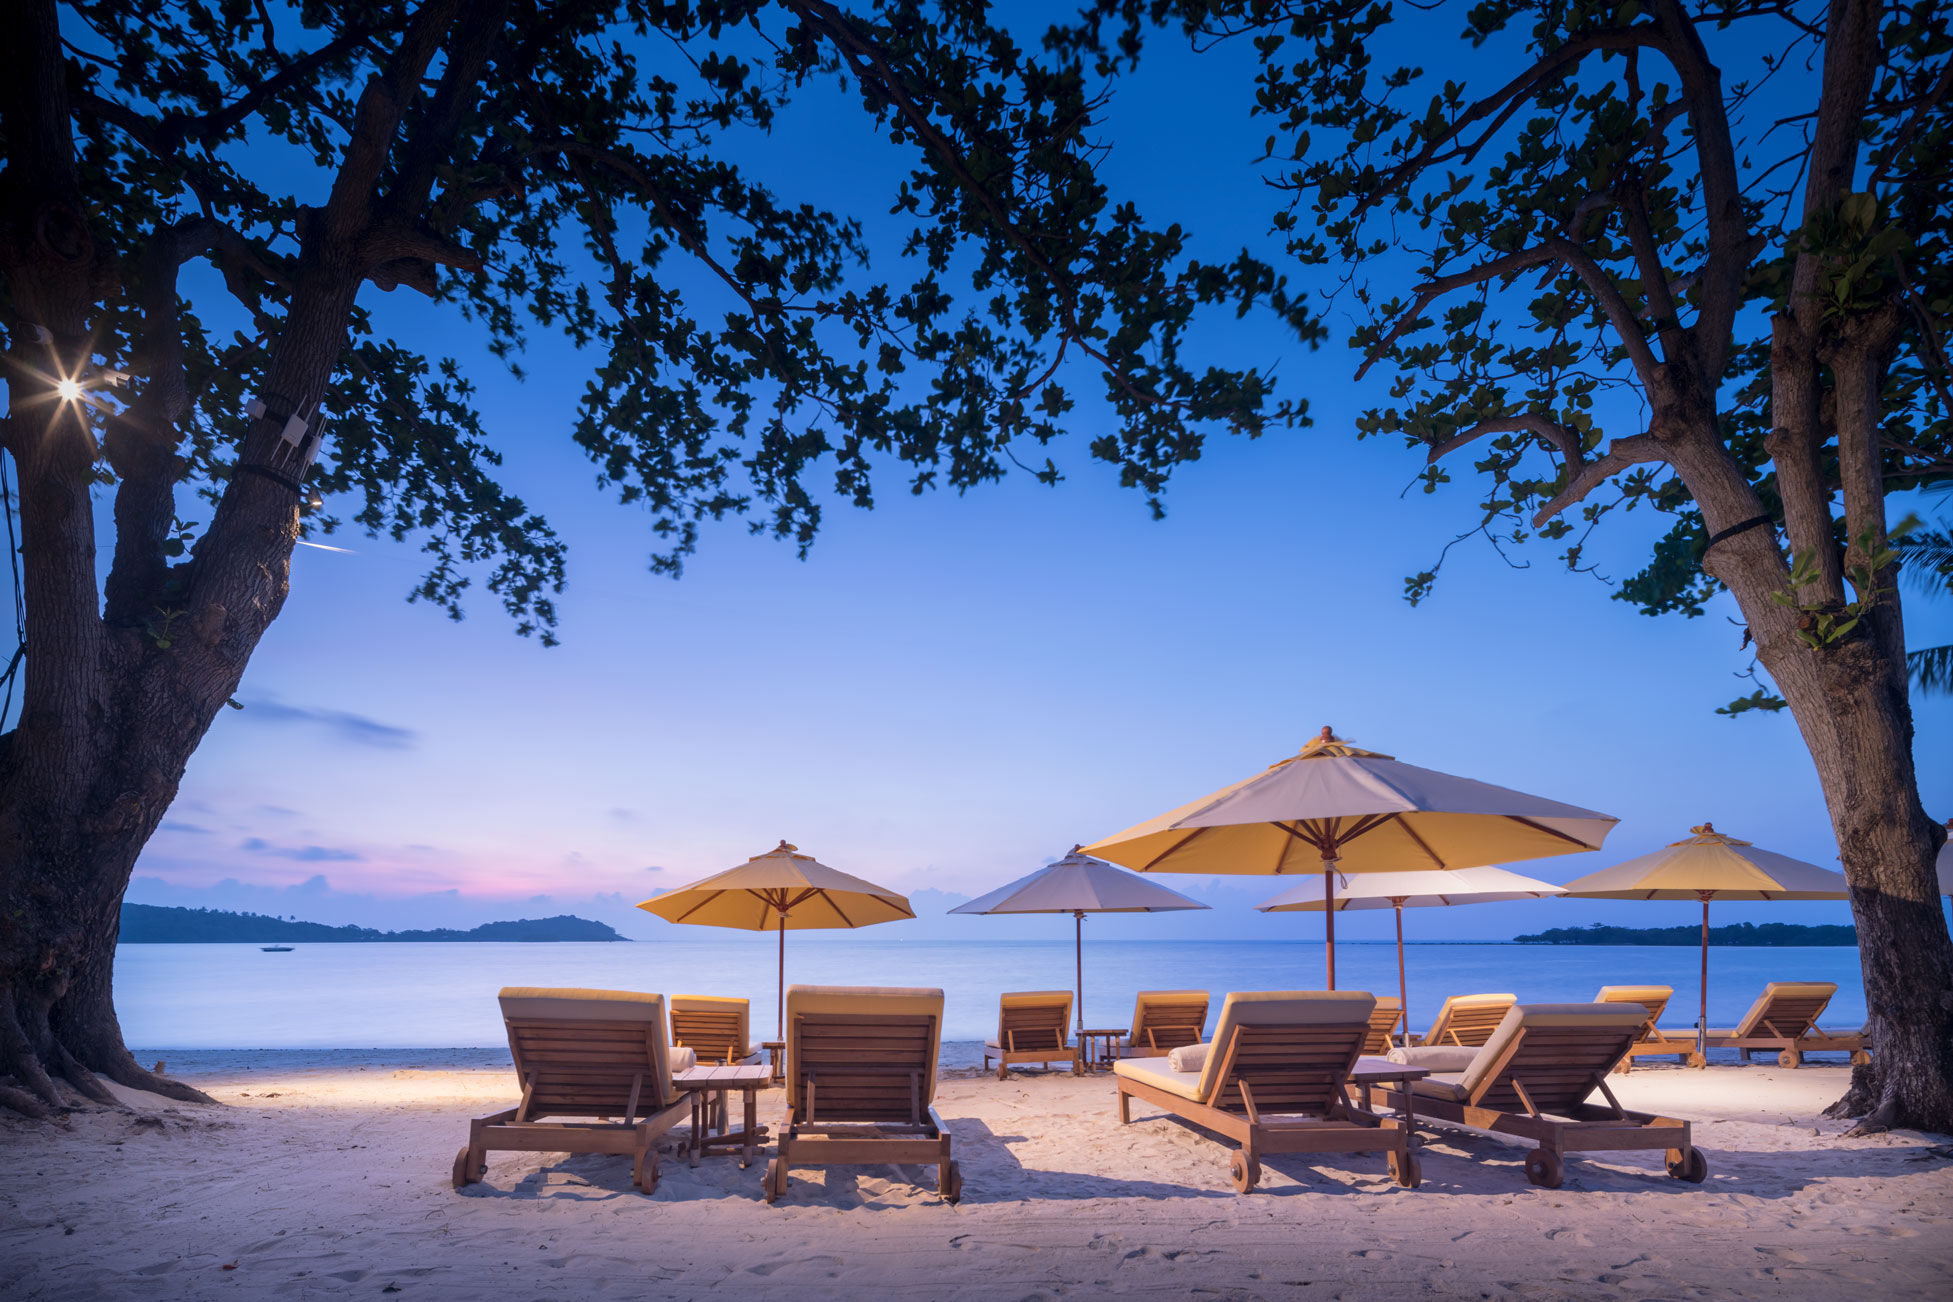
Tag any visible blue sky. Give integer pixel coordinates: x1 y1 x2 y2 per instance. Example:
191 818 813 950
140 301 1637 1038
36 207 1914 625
50 12 1953 941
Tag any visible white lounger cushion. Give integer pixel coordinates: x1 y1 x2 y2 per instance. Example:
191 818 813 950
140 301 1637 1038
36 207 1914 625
1386 1045 1478 1071
496 987 673 1089
1112 1056 1204 1101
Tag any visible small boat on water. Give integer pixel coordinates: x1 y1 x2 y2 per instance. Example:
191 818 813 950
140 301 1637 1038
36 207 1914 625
261 945 295 952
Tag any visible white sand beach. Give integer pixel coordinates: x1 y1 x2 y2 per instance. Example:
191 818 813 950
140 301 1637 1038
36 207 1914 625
3 1055 1949 1300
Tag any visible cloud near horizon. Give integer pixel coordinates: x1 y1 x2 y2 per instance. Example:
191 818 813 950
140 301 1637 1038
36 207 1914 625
236 699 418 750
241 837 364 863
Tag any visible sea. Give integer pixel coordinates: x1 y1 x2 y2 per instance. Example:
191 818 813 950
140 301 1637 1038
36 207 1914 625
116 938 1869 1062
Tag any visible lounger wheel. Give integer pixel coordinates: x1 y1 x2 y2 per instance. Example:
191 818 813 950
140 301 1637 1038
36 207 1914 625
941 1160 962 1204
1389 1148 1421 1189
1777 1049 1803 1069
1850 1049 1871 1066
1685 1051 1707 1069
1228 1151 1261 1193
996 1063 1008 1081
1666 1147 1708 1183
763 1158 787 1203
1523 1149 1564 1190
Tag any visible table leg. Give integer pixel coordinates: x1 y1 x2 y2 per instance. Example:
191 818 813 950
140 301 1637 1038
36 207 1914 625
743 1088 757 1168
688 1092 702 1168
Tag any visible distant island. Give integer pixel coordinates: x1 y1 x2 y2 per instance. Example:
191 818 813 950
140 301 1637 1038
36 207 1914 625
1515 921 1856 947
119 903 628 943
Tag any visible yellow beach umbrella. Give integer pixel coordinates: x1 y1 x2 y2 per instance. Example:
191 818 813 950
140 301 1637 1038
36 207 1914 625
1560 823 1848 1063
1083 727 1617 986
638 841 914 1038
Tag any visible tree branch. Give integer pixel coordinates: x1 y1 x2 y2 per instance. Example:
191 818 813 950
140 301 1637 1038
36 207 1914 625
1531 434 1666 524
1427 413 1584 465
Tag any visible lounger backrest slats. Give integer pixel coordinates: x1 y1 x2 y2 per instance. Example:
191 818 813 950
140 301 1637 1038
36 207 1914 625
1461 1004 1648 1115
670 995 749 1065
497 987 674 1121
1209 1022 1368 1117
784 985 945 1118
1128 991 1208 1052
1733 982 1838 1039
998 991 1072 1051
1425 993 1517 1046
1595 985 1674 1040
1364 998 1404 1054
1194 990 1375 1107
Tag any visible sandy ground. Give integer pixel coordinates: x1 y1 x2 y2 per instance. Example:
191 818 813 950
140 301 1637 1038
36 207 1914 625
2 1053 1949 1300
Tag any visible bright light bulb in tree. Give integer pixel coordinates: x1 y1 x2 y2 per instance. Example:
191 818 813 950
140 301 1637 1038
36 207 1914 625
55 378 84 402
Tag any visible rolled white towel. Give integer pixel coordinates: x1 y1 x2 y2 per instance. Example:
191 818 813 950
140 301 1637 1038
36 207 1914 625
668 1045 698 1073
1384 1044 1478 1071
1167 1042 1210 1073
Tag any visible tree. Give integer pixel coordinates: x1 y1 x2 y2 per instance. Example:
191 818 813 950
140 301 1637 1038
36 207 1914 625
0 0 1312 1117
1194 0 1951 1129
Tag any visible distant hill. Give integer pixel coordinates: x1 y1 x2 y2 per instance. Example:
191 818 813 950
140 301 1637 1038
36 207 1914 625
1514 921 1856 947
119 903 628 943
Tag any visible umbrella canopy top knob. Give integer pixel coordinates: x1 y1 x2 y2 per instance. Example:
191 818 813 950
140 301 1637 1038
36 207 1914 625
1678 823 1753 847
1286 726 1394 764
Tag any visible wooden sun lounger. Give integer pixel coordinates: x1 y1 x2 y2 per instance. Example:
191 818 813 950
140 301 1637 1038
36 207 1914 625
670 995 764 1065
1372 1003 1708 1190
766 984 960 1204
1364 997 1404 1054
983 990 1076 1079
1595 985 1691 1072
1116 990 1209 1058
1113 991 1417 1193
454 988 694 1193
1702 982 1871 1068
1412 992 1516 1047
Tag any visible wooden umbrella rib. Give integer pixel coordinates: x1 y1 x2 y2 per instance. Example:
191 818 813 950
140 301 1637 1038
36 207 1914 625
668 890 726 925
823 890 857 929
1390 814 1448 868
1502 814 1600 849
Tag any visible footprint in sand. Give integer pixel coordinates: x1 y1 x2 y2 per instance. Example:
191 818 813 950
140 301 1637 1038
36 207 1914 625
747 1255 845 1277
1754 1247 1810 1264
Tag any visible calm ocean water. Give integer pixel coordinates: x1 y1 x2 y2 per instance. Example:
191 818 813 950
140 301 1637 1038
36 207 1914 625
115 938 1868 1051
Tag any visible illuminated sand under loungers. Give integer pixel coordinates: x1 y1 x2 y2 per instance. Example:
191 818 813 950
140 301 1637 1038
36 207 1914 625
2 1054 1949 1299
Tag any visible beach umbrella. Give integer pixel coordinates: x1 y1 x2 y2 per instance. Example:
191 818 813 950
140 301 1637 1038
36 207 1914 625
1559 823 1848 1063
637 841 914 1038
949 847 1210 1029
1082 727 1617 986
1255 865 1567 1040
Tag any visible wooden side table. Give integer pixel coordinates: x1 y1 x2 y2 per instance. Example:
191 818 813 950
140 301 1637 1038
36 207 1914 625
1349 1055 1430 1142
1075 1028 1128 1075
675 1063 772 1168
761 1040 785 1083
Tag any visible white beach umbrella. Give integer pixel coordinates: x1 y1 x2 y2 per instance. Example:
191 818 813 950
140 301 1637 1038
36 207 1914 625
1083 727 1617 986
1255 865 1566 1039
1560 823 1848 1062
638 841 913 1038
950 848 1208 1029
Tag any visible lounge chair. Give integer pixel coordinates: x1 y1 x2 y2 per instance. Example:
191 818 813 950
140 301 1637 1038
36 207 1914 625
983 990 1076 1079
1594 985 1689 1072
1374 1003 1708 1189
1413 992 1516 1047
1115 990 1209 1058
670 995 764 1065
1703 981 1871 1068
1113 990 1418 1193
1365 997 1405 1054
454 988 695 1193
765 984 959 1203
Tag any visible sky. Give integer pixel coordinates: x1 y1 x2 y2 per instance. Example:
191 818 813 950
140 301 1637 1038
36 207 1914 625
38 8 1953 944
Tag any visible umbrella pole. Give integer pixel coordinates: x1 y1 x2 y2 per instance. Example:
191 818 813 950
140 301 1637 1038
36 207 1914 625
1696 892 1712 1068
1394 901 1408 1046
1075 910 1085 1032
1323 859 1337 990
777 913 786 1042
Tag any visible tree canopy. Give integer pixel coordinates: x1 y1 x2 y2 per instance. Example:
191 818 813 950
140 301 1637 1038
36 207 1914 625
44 0 1315 645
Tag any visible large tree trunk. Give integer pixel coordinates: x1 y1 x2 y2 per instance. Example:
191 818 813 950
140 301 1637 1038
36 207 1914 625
1700 481 1953 1134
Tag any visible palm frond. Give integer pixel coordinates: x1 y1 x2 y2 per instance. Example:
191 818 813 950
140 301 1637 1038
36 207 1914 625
1909 644 1953 697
